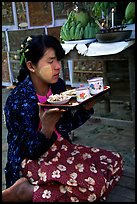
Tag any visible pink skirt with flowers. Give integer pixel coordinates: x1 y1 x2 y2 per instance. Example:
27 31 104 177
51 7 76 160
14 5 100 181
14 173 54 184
21 137 123 202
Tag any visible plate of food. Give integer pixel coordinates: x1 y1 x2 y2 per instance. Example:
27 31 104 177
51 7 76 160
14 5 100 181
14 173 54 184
60 89 76 97
47 94 71 105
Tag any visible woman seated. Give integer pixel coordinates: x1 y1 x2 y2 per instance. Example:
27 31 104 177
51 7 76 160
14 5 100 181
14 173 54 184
2 34 123 202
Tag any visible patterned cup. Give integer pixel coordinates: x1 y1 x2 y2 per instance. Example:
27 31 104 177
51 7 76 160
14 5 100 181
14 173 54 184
76 87 90 102
87 77 104 95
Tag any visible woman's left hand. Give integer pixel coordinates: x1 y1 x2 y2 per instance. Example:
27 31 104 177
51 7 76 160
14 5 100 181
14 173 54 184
82 100 96 111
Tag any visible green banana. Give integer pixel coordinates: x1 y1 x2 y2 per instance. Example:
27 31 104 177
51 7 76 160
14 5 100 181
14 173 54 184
60 25 71 41
70 26 75 40
83 22 97 39
62 26 71 41
90 22 96 38
74 23 82 40
60 28 69 41
67 10 75 22
83 26 86 39
79 27 84 39
84 25 89 39
87 22 91 39
60 22 71 41
64 22 70 31
88 27 92 38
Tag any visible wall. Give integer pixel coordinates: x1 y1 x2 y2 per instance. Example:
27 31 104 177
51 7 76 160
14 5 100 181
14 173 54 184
2 2 75 86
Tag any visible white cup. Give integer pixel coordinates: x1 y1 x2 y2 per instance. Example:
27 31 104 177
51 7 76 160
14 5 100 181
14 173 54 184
76 87 90 102
87 77 104 95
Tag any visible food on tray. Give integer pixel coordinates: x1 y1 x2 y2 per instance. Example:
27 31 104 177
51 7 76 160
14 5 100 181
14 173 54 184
40 86 110 108
61 89 76 97
48 94 70 102
47 94 71 104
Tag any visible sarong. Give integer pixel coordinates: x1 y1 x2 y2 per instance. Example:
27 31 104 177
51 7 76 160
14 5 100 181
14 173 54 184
21 137 123 202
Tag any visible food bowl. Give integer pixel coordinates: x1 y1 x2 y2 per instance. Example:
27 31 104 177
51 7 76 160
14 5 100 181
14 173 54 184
96 30 132 43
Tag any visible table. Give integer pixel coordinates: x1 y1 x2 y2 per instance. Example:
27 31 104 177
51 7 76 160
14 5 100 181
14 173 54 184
62 40 135 129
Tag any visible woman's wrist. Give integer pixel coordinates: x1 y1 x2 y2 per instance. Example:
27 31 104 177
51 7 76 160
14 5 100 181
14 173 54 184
40 126 54 139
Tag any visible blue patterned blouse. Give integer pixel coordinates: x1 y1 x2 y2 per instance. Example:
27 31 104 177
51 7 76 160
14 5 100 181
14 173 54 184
4 75 94 188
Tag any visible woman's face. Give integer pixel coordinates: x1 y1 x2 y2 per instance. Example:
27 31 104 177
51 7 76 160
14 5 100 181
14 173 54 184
34 48 61 84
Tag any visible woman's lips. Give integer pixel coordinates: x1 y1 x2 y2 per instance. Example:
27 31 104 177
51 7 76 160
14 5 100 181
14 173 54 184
53 73 59 79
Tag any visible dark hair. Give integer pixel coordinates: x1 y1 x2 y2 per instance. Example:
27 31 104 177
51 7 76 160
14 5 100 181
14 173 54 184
17 34 65 84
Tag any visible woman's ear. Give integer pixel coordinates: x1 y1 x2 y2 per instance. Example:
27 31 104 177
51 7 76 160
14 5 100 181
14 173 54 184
26 61 35 73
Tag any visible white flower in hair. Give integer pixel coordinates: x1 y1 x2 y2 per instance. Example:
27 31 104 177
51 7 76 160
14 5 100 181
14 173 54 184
25 49 29 52
27 36 32 42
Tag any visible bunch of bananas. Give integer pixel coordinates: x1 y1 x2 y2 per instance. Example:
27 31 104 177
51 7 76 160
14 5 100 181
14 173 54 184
60 11 98 42
60 10 83 41
60 21 84 41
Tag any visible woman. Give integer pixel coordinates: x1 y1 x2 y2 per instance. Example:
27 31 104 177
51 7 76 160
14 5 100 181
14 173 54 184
2 34 123 202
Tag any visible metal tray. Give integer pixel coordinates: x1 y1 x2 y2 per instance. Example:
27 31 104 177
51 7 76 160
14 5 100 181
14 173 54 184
38 86 110 110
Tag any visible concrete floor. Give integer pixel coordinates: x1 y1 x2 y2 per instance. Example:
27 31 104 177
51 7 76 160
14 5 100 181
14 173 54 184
2 87 135 192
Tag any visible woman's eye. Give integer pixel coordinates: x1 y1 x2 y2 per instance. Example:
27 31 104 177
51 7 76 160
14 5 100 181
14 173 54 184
48 61 53 64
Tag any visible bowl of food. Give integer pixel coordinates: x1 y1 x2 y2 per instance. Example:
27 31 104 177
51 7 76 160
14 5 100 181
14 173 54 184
47 94 71 105
60 89 76 98
96 30 132 43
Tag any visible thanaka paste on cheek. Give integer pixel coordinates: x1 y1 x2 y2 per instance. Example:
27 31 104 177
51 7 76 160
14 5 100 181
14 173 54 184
39 65 53 82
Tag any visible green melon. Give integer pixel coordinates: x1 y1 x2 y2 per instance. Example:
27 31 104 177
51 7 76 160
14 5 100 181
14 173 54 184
125 2 135 22
74 11 90 27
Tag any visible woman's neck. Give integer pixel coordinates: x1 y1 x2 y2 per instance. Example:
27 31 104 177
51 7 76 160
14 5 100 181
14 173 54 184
31 75 49 96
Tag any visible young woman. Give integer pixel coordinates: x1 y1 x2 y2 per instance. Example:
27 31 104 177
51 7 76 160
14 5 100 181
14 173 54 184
2 34 123 202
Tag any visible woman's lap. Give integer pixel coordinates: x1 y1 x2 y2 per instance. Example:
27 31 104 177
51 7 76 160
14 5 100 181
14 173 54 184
21 137 123 202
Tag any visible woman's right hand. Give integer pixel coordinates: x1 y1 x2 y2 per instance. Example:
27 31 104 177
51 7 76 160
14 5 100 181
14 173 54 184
38 105 65 139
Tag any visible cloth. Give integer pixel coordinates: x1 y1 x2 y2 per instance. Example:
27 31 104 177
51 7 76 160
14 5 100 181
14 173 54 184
21 137 123 202
61 40 135 56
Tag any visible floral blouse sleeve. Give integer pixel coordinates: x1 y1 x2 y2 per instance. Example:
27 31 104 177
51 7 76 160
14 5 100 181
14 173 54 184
4 81 58 162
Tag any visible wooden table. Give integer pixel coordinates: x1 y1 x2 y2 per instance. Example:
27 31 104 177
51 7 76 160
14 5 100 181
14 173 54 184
62 40 135 129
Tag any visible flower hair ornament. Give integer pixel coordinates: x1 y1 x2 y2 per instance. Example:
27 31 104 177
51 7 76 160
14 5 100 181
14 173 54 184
17 36 32 65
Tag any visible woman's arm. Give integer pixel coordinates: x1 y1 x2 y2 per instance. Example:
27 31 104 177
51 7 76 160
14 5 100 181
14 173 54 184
4 99 57 160
51 78 94 135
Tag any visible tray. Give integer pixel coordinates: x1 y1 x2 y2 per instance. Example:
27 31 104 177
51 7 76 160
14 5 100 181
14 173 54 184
39 86 110 110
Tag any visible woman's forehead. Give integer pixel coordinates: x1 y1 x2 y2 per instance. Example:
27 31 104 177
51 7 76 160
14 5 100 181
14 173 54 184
44 48 55 57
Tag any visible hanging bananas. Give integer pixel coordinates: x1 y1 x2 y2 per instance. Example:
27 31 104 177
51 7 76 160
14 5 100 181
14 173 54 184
60 10 98 42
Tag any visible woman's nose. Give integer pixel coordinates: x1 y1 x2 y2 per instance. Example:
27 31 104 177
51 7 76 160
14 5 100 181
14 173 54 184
55 61 61 69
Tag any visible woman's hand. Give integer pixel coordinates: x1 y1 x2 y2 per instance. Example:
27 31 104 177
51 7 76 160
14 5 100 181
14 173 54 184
82 100 96 111
38 105 65 139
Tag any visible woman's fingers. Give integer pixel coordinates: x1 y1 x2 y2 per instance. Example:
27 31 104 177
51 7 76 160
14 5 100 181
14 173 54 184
38 104 45 118
38 103 66 119
37 103 66 113
82 100 96 110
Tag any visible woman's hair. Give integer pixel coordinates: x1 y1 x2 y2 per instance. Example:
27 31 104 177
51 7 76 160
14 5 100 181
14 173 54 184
17 34 65 84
